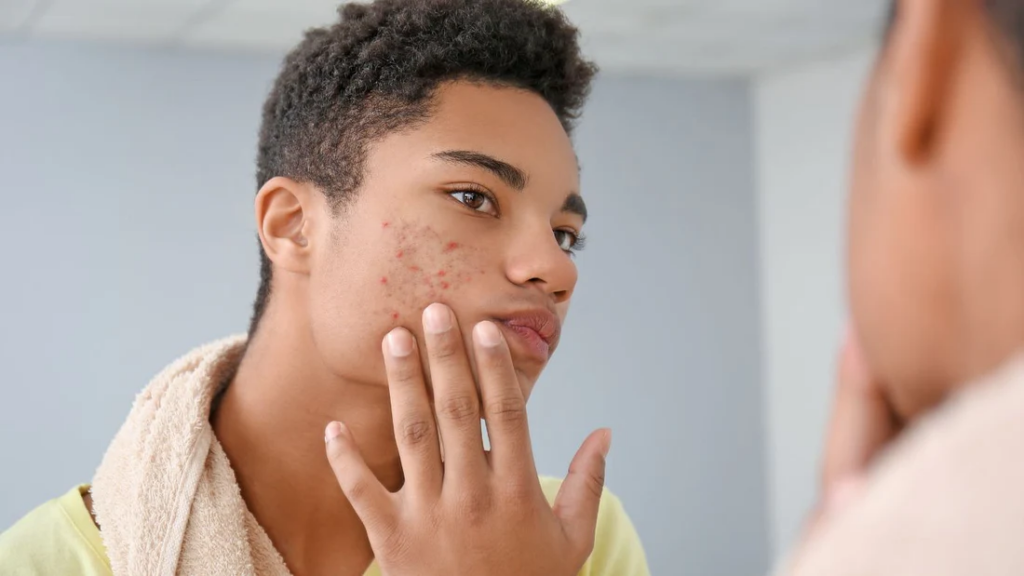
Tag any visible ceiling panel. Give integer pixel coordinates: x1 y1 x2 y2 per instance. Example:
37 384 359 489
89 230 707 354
29 0 213 43
180 0 338 52
2 0 891 74
0 0 38 32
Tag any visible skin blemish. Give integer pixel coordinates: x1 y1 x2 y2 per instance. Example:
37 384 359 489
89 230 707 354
437 270 447 277
441 281 450 290
380 277 388 285
391 311 400 321
396 250 405 259
443 241 460 253
382 221 391 229
408 265 421 272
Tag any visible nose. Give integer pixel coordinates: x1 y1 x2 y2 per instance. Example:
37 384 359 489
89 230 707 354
504 220 577 304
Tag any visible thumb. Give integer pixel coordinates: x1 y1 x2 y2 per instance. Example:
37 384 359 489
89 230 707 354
553 428 611 553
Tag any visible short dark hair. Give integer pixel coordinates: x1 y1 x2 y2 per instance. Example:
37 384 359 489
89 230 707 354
248 0 597 338
885 1 1024 71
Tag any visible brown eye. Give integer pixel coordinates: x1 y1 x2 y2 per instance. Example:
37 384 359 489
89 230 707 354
450 190 497 215
554 229 586 255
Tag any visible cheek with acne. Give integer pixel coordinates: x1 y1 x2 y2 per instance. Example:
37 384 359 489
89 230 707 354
374 221 486 324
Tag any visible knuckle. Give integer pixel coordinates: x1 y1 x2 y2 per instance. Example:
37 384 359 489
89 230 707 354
507 477 538 500
345 476 374 503
584 470 606 500
484 396 526 426
399 418 435 447
437 394 479 423
455 491 494 525
498 480 536 510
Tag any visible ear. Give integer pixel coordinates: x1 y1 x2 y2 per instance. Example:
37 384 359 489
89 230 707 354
882 0 971 163
255 177 315 275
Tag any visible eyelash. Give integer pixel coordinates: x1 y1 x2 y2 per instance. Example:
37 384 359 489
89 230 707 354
555 229 586 256
447 187 587 256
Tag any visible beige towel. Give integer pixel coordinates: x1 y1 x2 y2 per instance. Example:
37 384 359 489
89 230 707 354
781 353 1024 575
91 336 292 576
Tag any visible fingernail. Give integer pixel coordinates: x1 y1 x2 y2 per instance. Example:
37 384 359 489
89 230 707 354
474 321 502 347
424 303 452 334
325 421 345 443
386 328 414 357
602 429 613 458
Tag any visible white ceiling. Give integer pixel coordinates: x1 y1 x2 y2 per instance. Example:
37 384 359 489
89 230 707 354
0 0 889 75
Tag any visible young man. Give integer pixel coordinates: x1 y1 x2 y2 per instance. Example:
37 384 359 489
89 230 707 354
0 0 648 574
782 0 1024 573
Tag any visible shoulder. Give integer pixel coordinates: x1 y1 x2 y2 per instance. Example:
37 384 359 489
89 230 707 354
539 476 650 576
786 365 1024 576
0 486 111 576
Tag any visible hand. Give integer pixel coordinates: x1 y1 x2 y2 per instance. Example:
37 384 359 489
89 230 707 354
324 303 612 576
809 327 902 532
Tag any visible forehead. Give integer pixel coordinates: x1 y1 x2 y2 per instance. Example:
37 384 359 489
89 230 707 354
376 81 581 192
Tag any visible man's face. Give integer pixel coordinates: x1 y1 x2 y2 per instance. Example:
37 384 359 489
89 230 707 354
306 82 584 399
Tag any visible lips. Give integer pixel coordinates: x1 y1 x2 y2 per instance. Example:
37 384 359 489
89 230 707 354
496 309 561 362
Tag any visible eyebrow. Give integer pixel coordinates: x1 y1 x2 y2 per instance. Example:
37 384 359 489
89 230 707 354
562 193 588 224
433 149 587 223
433 150 528 191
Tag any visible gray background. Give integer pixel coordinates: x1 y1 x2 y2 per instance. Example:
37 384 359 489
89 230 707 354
0 41 768 574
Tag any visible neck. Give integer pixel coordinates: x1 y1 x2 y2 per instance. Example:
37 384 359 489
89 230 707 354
211 311 400 575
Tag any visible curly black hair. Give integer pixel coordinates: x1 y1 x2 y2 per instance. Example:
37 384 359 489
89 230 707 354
248 0 597 338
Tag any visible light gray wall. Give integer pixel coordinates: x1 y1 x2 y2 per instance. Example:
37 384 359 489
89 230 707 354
754 48 876 554
0 41 768 574
538 76 769 574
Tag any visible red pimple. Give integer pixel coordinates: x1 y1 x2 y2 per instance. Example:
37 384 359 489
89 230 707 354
382 221 391 229
441 281 450 290
380 277 388 285
437 270 447 277
443 241 460 253
396 250 404 259
391 311 400 321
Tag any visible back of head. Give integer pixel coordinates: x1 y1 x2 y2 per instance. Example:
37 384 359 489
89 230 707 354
249 0 596 337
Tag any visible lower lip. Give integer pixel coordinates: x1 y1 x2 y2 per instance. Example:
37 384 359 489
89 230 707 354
499 323 551 362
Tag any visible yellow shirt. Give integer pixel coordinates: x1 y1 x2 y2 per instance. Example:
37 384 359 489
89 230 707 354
1 479 649 576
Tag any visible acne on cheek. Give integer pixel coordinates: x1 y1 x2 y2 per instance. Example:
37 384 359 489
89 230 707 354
377 221 484 321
